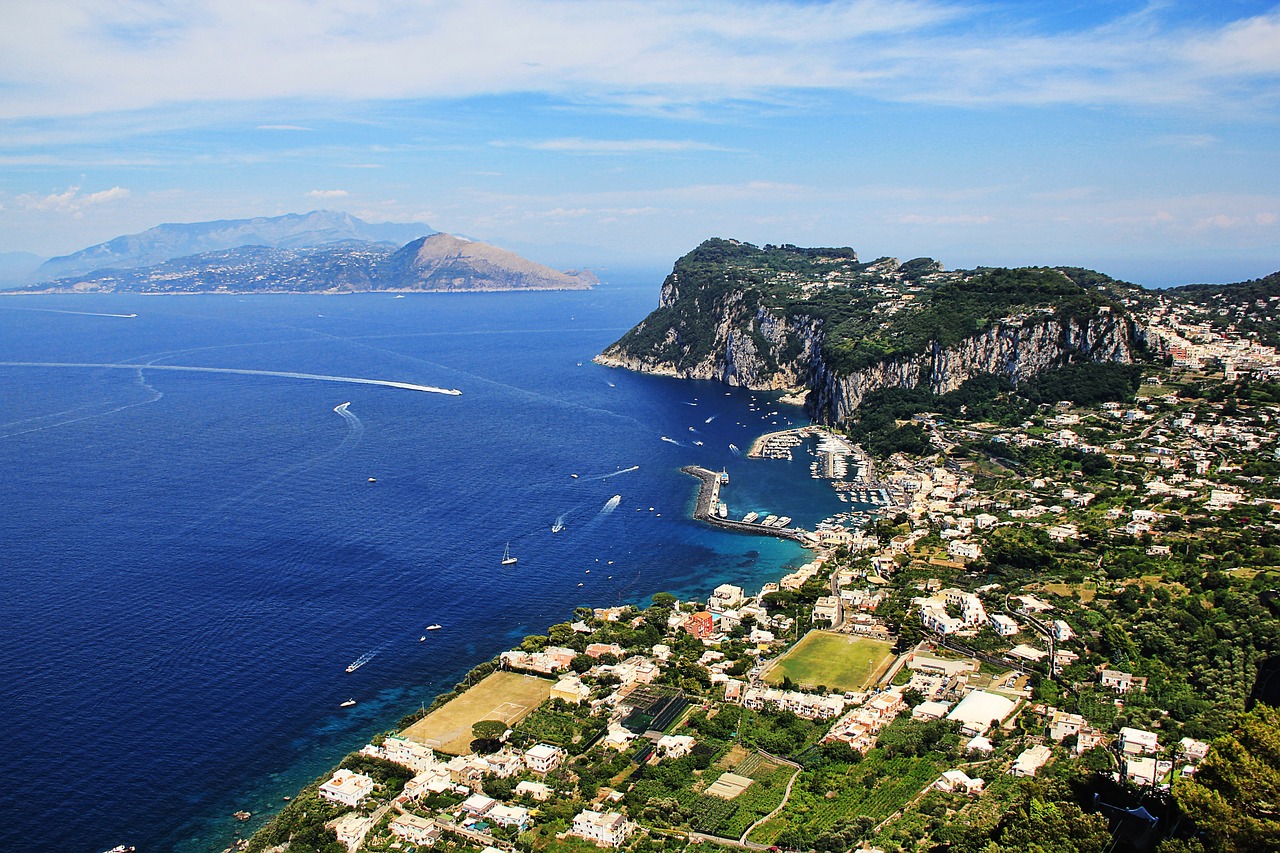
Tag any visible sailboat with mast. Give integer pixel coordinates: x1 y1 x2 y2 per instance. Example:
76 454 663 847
501 542 518 566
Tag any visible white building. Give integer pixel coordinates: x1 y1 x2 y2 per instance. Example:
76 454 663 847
944 589 988 626
989 614 1020 636
1179 737 1210 763
947 540 983 561
1101 669 1148 694
1011 744 1052 777
920 600 964 635
571 809 634 847
655 734 697 759
946 690 1015 736
462 792 497 816
515 780 553 801
1048 710 1087 742
389 813 440 846
710 583 746 608
333 812 377 852
489 803 532 829
1119 727 1160 756
524 743 566 775
318 769 375 808
813 595 840 623
935 769 985 794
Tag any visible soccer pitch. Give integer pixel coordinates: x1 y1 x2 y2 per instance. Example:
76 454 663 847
400 671 552 755
764 631 897 693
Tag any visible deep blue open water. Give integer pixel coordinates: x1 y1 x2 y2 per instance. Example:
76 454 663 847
0 281 852 853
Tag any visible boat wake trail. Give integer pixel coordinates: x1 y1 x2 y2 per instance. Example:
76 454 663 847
705 415 716 423
167 400 370 540
599 495 622 515
0 306 138 319
552 513 567 533
0 362 462 395
0 365 164 440
598 465 639 480
332 402 364 452
729 443 741 456
660 436 681 446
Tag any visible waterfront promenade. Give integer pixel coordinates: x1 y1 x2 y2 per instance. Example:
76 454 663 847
681 465 814 545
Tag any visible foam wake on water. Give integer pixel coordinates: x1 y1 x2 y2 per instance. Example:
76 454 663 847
660 436 680 446
332 402 364 452
0 306 138 319
729 443 741 456
599 465 639 479
0 362 462 395
0 365 163 439
599 495 622 514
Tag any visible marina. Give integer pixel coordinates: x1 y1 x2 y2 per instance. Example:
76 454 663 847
680 466 815 545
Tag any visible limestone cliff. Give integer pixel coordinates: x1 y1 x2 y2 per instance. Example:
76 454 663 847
596 239 1141 425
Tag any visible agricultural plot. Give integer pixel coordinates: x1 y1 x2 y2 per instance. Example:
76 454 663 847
513 704 605 754
764 631 897 693
747 752 946 845
682 754 796 839
401 671 551 755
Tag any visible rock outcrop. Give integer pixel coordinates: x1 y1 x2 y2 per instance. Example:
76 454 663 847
597 239 1139 425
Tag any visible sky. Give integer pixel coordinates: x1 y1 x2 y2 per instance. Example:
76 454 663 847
1 0 1278 286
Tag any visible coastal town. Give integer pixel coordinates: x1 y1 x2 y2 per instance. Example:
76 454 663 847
244 323 1279 853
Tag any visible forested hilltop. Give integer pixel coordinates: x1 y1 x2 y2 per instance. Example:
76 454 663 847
596 239 1167 424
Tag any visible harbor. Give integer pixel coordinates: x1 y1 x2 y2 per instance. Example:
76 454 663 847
680 465 816 545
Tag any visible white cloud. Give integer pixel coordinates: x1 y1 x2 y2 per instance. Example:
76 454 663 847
16 185 130 216
894 213 994 226
258 124 313 131
493 138 737 154
1152 134 1220 149
1 1 1276 119
306 189 349 199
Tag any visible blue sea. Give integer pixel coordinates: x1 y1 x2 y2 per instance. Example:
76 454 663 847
0 281 854 853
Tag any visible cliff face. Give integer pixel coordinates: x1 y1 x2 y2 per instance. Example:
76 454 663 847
596 239 1139 425
808 313 1133 423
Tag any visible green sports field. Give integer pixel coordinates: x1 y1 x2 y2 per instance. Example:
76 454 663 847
764 631 897 693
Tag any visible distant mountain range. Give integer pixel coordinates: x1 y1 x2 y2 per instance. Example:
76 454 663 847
16 212 597 294
31 210 432 282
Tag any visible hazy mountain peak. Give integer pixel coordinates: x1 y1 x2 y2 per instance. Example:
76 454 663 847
32 210 434 282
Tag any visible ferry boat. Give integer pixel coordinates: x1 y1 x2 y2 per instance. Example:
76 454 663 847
762 514 778 526
719 469 729 484
776 516 792 528
717 502 728 518
501 542 518 566
340 698 356 708
103 847 136 853
743 511 759 523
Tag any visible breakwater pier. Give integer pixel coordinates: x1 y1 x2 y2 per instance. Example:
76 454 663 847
681 465 815 546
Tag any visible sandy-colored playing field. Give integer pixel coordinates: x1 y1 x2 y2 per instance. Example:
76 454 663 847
401 671 552 755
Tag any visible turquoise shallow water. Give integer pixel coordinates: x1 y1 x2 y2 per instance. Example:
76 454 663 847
0 282 853 853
